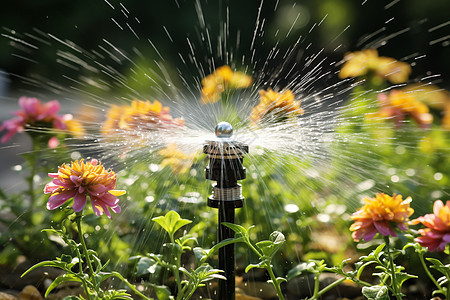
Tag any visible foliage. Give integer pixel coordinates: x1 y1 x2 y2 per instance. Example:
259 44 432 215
22 223 144 300
132 210 225 300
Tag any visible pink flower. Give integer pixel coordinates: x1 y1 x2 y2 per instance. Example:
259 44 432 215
0 96 74 147
44 159 126 219
411 200 450 252
350 193 414 242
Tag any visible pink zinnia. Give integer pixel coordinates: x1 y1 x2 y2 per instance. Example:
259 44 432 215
411 200 450 252
44 159 126 219
0 96 69 147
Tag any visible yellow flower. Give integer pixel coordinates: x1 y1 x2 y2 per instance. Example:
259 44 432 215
102 104 123 137
339 49 411 84
158 144 199 174
200 65 252 104
102 99 184 138
250 88 304 125
368 90 433 128
350 193 414 242
340 49 380 79
402 84 450 130
62 115 85 139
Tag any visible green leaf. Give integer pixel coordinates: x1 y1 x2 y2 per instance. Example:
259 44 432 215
193 247 209 262
255 231 285 259
362 244 385 262
286 261 318 280
221 222 250 237
361 285 390 300
135 257 159 276
193 264 226 282
437 275 448 286
45 274 83 297
403 242 426 254
22 260 66 277
179 266 195 281
394 272 417 286
148 283 171 300
267 277 287 285
152 210 192 239
427 258 450 276
177 234 197 248
245 263 264 273
199 237 246 262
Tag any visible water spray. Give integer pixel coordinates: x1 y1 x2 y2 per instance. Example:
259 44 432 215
203 121 248 300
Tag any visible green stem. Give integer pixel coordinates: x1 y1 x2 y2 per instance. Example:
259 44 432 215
184 283 197 300
76 216 94 276
418 251 442 292
173 244 183 300
245 239 285 300
75 215 96 300
311 273 320 299
265 265 285 300
111 272 152 300
315 278 347 298
385 237 402 300
447 275 450 300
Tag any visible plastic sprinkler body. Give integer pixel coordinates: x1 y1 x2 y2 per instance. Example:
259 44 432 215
203 122 248 300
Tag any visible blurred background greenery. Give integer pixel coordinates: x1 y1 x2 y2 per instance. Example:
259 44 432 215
0 0 449 94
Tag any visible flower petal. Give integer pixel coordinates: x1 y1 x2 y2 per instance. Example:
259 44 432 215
109 190 126 196
111 205 121 214
47 190 76 210
89 184 108 195
374 221 392 236
70 175 82 186
363 226 378 241
72 192 87 212
44 183 60 194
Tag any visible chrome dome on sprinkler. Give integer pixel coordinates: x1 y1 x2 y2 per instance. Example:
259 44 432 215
203 121 248 300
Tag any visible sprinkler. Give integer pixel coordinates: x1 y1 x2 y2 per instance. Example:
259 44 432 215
204 121 248 300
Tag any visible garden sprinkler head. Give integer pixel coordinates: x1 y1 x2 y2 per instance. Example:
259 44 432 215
203 122 248 300
203 122 248 207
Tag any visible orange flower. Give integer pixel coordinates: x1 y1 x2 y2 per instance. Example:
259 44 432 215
250 88 304 125
402 84 450 130
102 99 184 139
200 65 252 104
339 49 411 84
44 159 126 219
367 90 433 128
350 193 414 242
443 103 450 130
411 200 450 252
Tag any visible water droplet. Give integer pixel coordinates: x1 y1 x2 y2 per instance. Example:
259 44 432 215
13 165 23 171
434 172 443 181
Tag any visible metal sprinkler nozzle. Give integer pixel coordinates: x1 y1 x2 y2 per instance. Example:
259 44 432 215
204 122 248 202
215 121 233 138
204 122 248 300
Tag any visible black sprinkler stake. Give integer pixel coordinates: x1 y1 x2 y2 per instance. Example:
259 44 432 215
203 121 248 300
